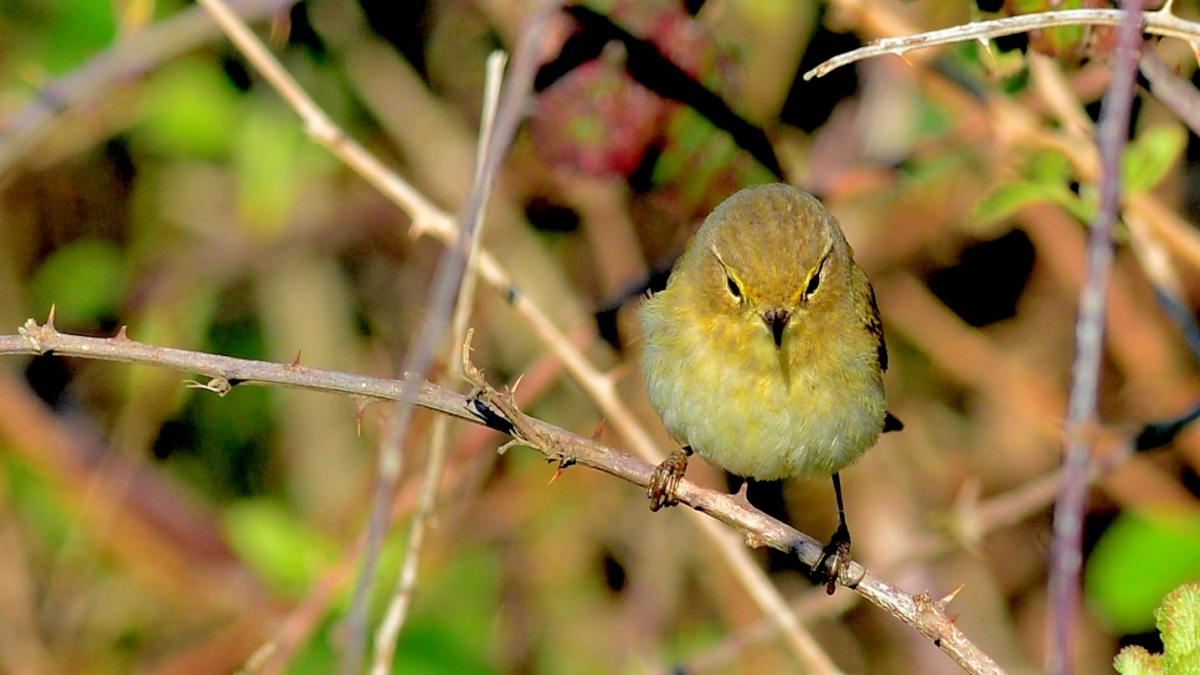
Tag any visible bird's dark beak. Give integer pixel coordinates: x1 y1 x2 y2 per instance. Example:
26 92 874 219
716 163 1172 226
763 309 791 350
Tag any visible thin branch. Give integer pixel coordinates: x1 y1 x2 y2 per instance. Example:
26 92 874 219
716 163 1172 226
451 53 508 366
369 50 509 675
0 321 1005 674
804 7 1198 81
1048 1 1143 673
368 414 447 674
1138 50 1200 137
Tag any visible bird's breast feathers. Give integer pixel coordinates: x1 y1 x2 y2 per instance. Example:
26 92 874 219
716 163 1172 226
641 296 886 480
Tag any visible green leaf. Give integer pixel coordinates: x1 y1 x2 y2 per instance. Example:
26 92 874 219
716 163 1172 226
223 499 337 597
1159 584 1200 674
0 454 75 550
1112 583 1200 674
1007 0 1086 57
1027 150 1073 183
1085 511 1200 633
137 59 243 159
29 238 127 329
974 148 1097 226
40 0 117 75
1115 646 1164 675
233 104 308 236
973 181 1070 224
1122 125 1186 195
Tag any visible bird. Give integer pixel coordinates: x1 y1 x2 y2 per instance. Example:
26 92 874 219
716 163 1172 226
638 183 902 593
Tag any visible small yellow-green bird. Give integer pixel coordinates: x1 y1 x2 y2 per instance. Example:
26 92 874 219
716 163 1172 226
639 183 902 592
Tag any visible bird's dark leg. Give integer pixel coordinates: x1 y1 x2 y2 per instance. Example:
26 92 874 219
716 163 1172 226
813 472 852 595
647 445 693 511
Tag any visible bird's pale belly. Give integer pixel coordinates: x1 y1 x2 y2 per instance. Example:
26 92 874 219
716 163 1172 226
644 335 886 481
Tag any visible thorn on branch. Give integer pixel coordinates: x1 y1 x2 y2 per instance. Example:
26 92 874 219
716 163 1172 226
354 397 371 437
115 325 129 341
939 584 965 609
548 455 576 484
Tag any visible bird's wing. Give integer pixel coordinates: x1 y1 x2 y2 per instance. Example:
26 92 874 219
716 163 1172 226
865 284 888 373
867 284 905 433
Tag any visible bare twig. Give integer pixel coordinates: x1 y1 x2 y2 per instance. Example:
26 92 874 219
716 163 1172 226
1138 50 1200 137
804 6 1198 81
450 53 507 366
369 50 509 675
1048 1 1143 673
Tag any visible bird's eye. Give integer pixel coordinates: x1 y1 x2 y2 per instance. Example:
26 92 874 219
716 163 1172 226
804 270 821 298
725 275 743 300
804 260 825 299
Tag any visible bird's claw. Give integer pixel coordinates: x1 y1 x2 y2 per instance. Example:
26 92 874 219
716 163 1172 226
647 448 690 511
813 522 852 595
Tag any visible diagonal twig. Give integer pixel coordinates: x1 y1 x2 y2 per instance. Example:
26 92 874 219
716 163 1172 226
1138 50 1200 137
804 7 1198 81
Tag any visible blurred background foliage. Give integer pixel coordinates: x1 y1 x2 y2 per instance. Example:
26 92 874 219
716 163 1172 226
2 0 1200 673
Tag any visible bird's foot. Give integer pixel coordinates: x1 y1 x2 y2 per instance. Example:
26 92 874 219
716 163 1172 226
812 522 852 595
647 447 691 511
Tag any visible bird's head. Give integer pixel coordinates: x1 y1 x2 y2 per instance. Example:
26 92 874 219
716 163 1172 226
677 184 853 352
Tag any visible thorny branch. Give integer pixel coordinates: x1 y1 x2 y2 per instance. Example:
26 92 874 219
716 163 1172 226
0 319 1005 675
